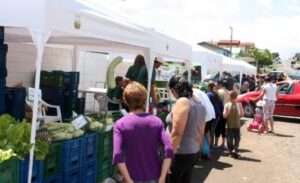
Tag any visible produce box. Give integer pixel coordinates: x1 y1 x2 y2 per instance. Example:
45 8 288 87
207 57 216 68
83 132 98 164
61 137 84 172
82 161 97 183
97 158 112 183
0 43 8 79
40 71 65 88
43 143 61 179
43 174 61 183
97 130 113 161
0 159 19 183
0 79 5 114
62 168 82 183
20 157 43 183
0 26 4 43
5 87 26 121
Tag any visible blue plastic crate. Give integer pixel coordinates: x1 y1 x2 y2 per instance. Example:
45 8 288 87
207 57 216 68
20 157 43 183
62 168 82 183
62 71 80 88
74 98 85 115
43 174 61 183
82 161 97 183
5 87 26 121
0 44 8 79
61 137 84 172
0 79 5 113
41 86 64 117
0 27 4 43
84 133 98 164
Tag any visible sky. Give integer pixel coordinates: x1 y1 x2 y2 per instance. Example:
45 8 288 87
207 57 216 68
81 0 300 59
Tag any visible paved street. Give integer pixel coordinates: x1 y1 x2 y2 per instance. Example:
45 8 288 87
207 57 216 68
192 117 300 183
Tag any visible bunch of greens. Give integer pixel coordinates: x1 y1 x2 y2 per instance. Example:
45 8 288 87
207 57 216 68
0 114 49 161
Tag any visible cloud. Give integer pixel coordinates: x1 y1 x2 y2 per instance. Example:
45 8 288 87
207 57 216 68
81 0 300 58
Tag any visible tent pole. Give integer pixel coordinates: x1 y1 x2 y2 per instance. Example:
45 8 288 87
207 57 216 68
27 28 51 183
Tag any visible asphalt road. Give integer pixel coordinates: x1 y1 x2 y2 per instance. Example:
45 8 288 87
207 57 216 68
192 117 300 183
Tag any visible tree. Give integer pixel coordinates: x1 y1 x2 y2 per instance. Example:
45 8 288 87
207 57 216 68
294 53 300 61
247 47 272 72
272 52 280 61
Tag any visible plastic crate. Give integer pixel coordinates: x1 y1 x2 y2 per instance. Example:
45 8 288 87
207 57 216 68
74 98 85 115
0 79 5 113
61 137 84 172
62 168 82 183
41 86 64 112
40 71 65 87
5 87 26 121
0 26 4 43
43 143 61 179
97 158 112 183
62 71 80 88
84 132 99 164
0 159 19 183
97 130 113 161
0 44 8 79
82 161 97 183
20 157 43 183
43 174 61 183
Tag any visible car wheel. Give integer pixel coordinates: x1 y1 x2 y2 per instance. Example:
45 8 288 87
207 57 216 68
243 103 254 118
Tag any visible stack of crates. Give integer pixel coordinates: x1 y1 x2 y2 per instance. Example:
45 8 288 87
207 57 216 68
82 132 98 183
19 157 43 183
61 137 84 183
40 71 80 120
97 130 114 182
43 143 62 183
0 27 7 115
5 87 26 121
0 159 19 183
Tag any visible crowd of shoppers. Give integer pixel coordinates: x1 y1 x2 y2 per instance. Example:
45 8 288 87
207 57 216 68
111 68 249 183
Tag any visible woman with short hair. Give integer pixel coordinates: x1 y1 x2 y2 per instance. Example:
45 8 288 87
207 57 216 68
113 81 173 183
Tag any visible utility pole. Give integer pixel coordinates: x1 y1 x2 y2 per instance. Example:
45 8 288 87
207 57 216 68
229 26 233 58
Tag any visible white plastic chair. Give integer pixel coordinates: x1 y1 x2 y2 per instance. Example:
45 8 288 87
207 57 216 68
25 88 62 123
94 93 122 115
156 88 170 102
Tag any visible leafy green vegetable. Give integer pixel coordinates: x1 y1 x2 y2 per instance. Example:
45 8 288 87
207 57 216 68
0 114 49 161
0 149 16 163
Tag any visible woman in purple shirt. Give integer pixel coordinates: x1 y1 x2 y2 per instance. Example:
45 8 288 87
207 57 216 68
113 81 173 183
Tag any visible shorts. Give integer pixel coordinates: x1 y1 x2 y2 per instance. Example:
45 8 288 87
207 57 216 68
262 100 275 120
205 120 213 134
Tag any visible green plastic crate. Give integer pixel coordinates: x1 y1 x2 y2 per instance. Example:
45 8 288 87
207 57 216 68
43 142 61 179
0 159 19 183
97 131 113 161
97 158 112 183
40 71 65 87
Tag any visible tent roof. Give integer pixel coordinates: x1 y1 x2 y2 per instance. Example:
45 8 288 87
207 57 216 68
1 0 192 62
192 45 223 67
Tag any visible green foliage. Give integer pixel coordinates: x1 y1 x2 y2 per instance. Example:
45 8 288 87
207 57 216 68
294 53 300 61
0 114 49 161
272 52 280 60
0 149 16 163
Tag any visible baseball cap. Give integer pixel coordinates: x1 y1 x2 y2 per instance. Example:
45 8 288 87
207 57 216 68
154 56 163 64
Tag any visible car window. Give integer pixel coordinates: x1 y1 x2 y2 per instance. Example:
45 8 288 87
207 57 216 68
287 84 294 94
277 83 290 94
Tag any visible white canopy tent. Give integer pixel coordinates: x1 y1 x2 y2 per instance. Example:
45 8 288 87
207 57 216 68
192 46 223 80
0 0 192 182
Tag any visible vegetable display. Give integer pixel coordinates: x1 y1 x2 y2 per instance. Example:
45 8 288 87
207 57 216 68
0 114 49 161
44 122 85 141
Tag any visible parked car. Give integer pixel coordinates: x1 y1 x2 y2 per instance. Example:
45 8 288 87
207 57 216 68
236 80 300 118
268 70 285 78
289 71 300 80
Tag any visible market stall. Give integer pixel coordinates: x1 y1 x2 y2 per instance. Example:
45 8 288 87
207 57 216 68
192 46 223 81
0 0 192 182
